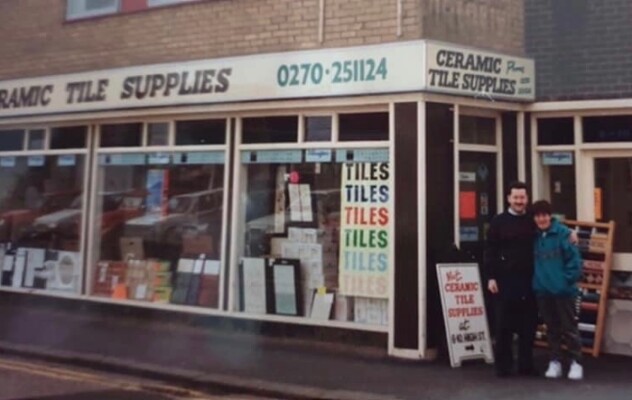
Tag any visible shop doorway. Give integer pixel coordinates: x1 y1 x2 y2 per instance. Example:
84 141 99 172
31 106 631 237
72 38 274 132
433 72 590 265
456 110 503 264
458 151 498 261
590 154 632 270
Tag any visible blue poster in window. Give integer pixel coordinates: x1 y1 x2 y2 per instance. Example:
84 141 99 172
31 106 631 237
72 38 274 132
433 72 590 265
148 153 171 165
242 150 302 164
58 154 76 166
146 169 168 215
0 157 16 168
335 149 389 163
173 152 225 165
305 149 332 163
27 155 45 167
100 153 146 166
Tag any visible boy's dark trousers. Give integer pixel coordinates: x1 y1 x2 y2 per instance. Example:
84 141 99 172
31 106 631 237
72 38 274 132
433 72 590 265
494 295 538 375
537 295 582 361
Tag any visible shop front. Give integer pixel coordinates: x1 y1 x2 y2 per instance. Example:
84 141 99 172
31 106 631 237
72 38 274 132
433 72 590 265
531 104 632 357
0 40 535 359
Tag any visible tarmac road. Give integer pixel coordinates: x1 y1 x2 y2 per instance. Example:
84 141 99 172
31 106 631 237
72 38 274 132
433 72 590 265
0 356 273 400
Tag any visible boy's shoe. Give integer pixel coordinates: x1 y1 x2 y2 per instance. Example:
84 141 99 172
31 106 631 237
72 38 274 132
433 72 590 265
544 360 563 379
568 361 584 380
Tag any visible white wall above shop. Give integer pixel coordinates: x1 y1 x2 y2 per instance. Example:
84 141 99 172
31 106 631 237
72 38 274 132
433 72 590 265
0 41 534 119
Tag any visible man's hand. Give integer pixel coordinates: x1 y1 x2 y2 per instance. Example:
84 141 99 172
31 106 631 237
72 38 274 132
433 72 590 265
488 279 499 294
569 230 579 245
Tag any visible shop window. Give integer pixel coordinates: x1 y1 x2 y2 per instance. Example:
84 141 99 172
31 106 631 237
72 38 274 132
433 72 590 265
305 116 332 142
339 112 389 142
175 119 226 146
50 126 88 149
0 155 86 294
147 123 170 147
67 0 120 20
0 130 25 152
91 149 226 309
242 116 298 144
100 123 143 148
584 115 632 143
27 130 46 150
537 118 574 146
237 148 391 326
539 152 577 220
460 115 496 145
148 0 197 7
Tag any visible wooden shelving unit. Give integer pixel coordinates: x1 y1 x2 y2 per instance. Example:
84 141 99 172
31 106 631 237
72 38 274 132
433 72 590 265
535 220 616 357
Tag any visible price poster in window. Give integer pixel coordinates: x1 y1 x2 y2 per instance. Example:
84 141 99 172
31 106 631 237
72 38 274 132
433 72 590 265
338 162 392 299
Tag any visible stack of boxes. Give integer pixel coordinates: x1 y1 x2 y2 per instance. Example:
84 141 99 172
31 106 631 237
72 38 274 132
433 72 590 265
93 261 127 297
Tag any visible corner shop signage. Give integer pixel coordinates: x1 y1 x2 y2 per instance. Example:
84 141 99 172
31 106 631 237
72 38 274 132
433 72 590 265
0 41 534 118
425 42 535 100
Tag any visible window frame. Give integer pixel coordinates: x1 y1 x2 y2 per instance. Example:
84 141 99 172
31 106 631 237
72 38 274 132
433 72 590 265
66 0 121 21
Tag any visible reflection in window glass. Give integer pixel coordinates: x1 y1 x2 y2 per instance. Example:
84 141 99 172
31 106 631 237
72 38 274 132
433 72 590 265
460 116 496 145
305 116 332 142
148 123 170 146
339 112 389 141
237 148 391 325
584 115 632 143
0 130 25 152
0 155 85 294
91 151 225 309
51 126 88 149
538 118 574 145
242 116 298 144
175 119 226 146
28 130 46 150
100 123 143 147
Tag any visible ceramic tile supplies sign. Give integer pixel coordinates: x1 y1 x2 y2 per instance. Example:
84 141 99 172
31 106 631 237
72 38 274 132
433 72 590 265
436 263 494 367
425 42 535 101
0 41 425 118
339 162 392 299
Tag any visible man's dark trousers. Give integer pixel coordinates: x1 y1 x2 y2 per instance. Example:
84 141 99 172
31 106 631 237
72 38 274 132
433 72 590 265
494 295 538 374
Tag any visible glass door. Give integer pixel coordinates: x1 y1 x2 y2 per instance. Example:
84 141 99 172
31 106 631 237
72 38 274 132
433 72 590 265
458 151 498 261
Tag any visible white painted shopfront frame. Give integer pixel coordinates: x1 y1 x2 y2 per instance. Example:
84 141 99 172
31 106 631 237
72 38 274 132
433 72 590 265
531 107 632 272
454 106 504 248
0 92 525 361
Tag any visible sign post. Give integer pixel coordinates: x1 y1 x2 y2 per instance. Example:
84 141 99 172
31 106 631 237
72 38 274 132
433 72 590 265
436 263 494 367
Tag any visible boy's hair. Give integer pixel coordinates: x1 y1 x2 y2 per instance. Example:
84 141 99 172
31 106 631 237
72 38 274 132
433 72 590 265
531 200 553 216
507 181 529 196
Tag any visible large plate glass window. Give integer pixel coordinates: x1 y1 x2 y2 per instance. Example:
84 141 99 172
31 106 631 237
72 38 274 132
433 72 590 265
91 119 228 310
0 126 88 294
235 112 391 327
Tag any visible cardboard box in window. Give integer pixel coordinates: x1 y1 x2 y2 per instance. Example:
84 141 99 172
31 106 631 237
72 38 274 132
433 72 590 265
93 261 128 297
182 235 214 258
120 237 144 260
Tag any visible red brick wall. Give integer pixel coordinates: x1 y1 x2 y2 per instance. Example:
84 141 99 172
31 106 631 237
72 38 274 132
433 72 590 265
0 0 523 80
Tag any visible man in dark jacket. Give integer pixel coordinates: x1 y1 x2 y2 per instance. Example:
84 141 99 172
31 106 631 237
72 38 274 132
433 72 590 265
485 181 539 377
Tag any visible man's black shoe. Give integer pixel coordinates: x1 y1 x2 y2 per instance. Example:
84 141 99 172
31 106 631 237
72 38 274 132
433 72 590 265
517 368 540 377
496 370 512 378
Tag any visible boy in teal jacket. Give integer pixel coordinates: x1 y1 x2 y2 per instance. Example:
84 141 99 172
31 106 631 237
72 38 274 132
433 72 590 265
531 200 583 380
